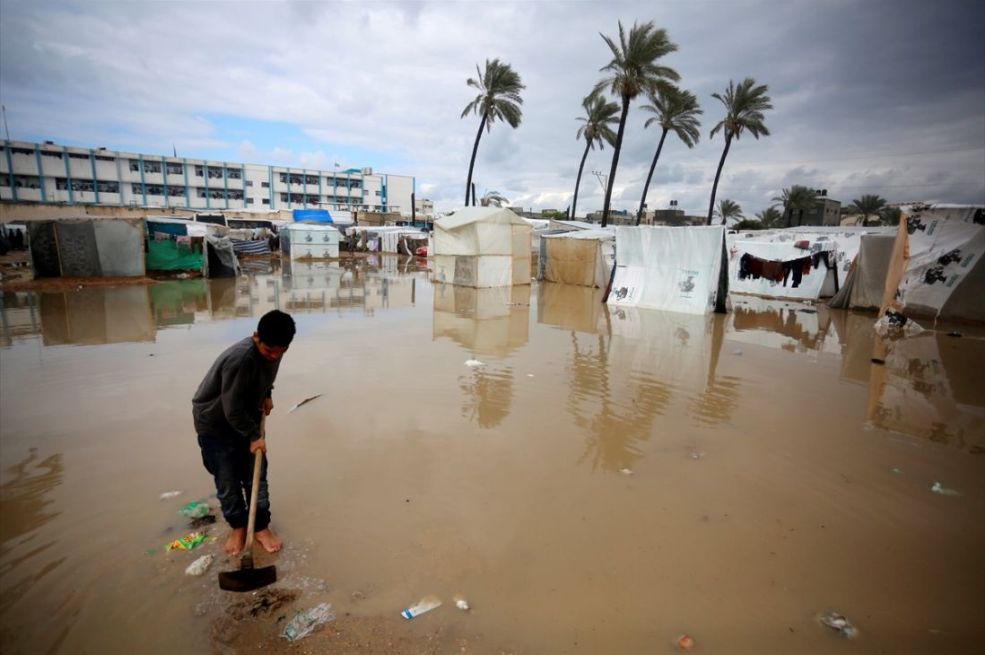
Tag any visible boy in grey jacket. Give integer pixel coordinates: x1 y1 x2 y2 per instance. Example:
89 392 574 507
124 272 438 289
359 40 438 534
193 310 295 555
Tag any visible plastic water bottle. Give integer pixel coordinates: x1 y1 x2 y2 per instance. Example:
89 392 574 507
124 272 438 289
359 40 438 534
400 595 442 619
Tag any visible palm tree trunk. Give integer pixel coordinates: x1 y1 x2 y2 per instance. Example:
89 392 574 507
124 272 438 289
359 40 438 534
571 139 591 221
465 113 488 206
602 96 631 228
706 134 732 225
637 127 668 226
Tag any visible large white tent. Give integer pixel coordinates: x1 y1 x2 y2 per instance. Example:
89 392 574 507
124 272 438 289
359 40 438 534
607 225 728 315
433 207 532 287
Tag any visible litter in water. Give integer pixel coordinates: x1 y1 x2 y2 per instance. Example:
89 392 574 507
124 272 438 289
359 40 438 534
185 554 214 576
818 611 859 638
732 349 743 356
891 467 903 474
454 595 470 611
401 595 442 619
676 634 695 651
160 490 182 500
178 500 211 519
930 481 961 496
281 603 336 641
289 394 324 413
166 532 209 552
619 468 633 476
465 359 485 368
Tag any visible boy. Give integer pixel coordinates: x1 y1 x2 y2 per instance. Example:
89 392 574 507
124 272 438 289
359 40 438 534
192 310 296 556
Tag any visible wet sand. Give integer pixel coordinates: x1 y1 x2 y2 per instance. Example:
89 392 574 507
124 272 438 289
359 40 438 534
1 257 983 654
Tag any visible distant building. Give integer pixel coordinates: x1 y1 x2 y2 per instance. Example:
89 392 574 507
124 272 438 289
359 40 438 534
0 139 417 216
783 189 841 226
414 197 434 218
585 209 633 225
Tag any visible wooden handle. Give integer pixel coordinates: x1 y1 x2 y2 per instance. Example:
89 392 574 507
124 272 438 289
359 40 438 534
243 415 265 551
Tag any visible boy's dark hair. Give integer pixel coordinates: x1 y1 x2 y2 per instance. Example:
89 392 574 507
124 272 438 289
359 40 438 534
257 310 296 347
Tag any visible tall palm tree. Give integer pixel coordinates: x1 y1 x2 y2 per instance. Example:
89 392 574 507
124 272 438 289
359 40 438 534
707 78 772 225
713 198 743 225
594 20 679 227
480 190 509 207
754 206 783 228
572 94 619 220
846 194 888 225
461 59 525 206
637 85 702 225
772 185 816 227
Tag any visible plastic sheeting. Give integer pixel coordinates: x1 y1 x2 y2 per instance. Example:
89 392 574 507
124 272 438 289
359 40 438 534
608 226 727 315
147 239 205 272
881 207 985 322
29 219 146 278
94 219 145 276
541 229 614 288
828 233 896 310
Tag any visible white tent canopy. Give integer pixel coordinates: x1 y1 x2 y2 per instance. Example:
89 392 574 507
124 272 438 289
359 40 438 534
433 207 532 287
608 225 728 315
540 228 615 288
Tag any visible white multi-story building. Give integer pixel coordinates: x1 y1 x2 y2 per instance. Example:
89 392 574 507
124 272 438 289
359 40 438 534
0 140 416 216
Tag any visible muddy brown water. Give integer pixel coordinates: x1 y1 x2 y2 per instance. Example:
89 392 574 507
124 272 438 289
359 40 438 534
1 256 983 654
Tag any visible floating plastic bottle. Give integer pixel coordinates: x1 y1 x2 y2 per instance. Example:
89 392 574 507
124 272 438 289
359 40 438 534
184 554 214 576
281 603 336 641
400 595 442 619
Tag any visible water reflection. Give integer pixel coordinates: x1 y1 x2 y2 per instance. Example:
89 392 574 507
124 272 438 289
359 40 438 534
40 287 154 346
537 282 605 334
867 332 985 452
729 297 839 354
0 449 66 616
0 292 39 346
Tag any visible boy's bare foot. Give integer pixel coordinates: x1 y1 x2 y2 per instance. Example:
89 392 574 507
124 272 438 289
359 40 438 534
254 528 283 553
224 527 246 556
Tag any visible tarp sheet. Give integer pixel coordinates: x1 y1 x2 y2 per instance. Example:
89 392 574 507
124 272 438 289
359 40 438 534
434 207 532 257
147 238 205 272
93 219 145 276
29 219 146 278
608 226 727 315
541 229 614 288
828 233 896 310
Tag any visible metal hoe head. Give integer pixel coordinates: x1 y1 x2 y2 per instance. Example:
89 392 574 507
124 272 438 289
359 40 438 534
218 551 277 592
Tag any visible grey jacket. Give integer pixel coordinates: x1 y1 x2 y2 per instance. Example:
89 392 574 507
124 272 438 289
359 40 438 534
192 337 280 441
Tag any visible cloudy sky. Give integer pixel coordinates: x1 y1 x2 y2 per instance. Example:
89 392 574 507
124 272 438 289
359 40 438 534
1 0 983 217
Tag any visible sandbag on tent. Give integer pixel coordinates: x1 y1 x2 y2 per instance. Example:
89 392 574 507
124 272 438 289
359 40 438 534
540 228 615 288
607 225 728 315
433 207 532 287
879 206 985 323
829 233 896 310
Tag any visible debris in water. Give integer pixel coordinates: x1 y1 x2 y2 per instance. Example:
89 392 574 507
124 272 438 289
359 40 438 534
732 349 743 356
281 603 336 641
930 481 961 496
166 532 209 552
160 490 182 500
947 331 962 337
465 359 485 368
527 373 535 377
619 468 633 476
676 634 695 651
178 500 211 519
289 394 324 413
818 611 858 638
401 595 442 619
454 595 470 611
891 467 903 474
185 554 214 576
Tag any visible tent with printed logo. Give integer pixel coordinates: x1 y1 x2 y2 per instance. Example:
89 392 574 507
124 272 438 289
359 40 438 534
607 225 729 315
879 206 985 323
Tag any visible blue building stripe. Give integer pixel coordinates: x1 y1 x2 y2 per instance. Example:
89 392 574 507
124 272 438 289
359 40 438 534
138 154 147 206
89 149 100 204
4 141 17 202
183 158 190 208
33 146 47 202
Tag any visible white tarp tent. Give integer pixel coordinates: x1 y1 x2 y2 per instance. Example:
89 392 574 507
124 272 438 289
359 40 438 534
608 225 728 315
828 232 897 310
728 227 893 301
540 227 615 288
433 207 532 287
880 206 985 322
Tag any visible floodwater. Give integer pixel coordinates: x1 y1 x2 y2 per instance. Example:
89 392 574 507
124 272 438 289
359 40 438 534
1 256 983 655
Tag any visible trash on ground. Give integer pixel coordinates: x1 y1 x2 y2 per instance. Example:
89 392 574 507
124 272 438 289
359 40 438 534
160 490 182 500
189 513 217 529
401 595 442 619
874 311 924 338
281 603 336 641
185 554 214 576
818 611 858 638
178 500 211 519
619 467 633 476
689 451 704 460
465 359 484 368
891 467 903 474
930 481 961 496
289 394 324 413
676 633 695 651
732 349 743 356
454 595 470 611
167 532 209 552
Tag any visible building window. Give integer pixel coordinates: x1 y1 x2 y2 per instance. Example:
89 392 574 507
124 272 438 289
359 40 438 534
228 169 242 180
166 163 184 175
129 160 141 172
13 175 41 189
69 153 89 160
131 183 143 194
279 173 303 185
11 148 33 156
97 181 119 193
146 185 163 195
143 162 162 174
166 186 185 197
246 198 254 205
262 198 270 205
207 166 223 179
245 180 253 187
261 181 270 188
305 175 318 185
40 150 63 159
195 165 204 177
94 155 114 162
228 190 243 200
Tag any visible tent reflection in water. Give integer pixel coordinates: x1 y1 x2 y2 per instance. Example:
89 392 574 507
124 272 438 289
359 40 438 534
432 207 532 288
40 286 155 346
607 225 729 315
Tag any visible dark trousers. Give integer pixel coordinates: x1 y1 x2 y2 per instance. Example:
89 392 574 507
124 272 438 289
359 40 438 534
197 434 271 531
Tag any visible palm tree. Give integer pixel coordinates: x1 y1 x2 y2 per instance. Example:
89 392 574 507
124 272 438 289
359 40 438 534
846 194 888 225
572 94 619 220
878 205 902 226
461 59 525 206
636 85 702 225
754 206 783 228
707 78 773 225
594 20 679 227
772 185 816 227
480 190 509 207
713 198 743 225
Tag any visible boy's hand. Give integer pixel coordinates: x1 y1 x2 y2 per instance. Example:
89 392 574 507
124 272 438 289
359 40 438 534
250 438 267 454
261 397 274 416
